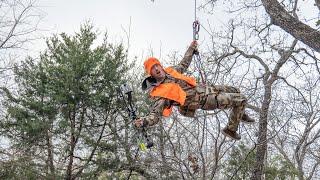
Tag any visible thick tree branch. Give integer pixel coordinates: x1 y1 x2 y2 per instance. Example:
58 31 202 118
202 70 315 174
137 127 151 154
315 0 320 11
261 0 320 52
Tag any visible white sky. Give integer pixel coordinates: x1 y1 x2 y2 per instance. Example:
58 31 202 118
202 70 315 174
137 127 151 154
35 0 203 61
29 0 319 64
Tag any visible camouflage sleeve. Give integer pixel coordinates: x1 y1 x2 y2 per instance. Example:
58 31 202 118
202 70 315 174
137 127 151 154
172 43 197 74
141 97 169 127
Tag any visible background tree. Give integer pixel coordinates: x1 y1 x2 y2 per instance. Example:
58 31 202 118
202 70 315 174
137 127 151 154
0 23 132 179
199 0 320 52
0 0 42 82
0 1 43 155
269 73 320 180
195 0 320 179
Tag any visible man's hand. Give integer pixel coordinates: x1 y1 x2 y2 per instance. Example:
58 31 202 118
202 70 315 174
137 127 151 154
190 40 199 55
191 40 198 48
134 118 144 128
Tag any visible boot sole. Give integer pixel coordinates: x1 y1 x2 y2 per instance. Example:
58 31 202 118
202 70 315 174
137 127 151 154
222 130 241 140
241 120 255 124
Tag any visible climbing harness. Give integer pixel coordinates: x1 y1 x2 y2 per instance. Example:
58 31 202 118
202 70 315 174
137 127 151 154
117 83 153 180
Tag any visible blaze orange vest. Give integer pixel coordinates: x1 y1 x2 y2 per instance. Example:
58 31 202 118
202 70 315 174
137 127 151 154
150 67 197 117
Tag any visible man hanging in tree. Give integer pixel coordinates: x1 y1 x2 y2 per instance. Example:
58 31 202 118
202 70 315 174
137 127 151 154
134 41 254 140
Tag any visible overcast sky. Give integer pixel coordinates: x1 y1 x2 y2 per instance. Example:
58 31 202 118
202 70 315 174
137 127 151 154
31 0 318 64
35 0 205 62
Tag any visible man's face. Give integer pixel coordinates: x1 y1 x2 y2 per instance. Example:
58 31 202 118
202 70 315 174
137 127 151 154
150 64 165 80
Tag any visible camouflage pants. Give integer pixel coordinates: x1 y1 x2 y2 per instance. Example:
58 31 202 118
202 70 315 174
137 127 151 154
200 85 247 131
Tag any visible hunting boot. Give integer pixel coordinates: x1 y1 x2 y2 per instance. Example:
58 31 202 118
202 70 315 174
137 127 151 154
241 113 255 123
222 127 241 140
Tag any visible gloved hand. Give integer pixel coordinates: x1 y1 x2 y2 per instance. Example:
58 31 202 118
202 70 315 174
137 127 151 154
190 40 199 55
190 40 198 48
134 118 145 128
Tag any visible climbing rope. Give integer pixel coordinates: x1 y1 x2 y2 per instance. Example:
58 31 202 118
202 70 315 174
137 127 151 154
193 0 209 172
193 0 206 85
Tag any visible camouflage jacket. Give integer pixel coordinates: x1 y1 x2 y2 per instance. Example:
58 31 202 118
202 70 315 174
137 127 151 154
142 44 202 126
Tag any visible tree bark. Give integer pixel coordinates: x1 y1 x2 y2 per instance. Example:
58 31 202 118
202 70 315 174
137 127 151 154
315 0 320 11
261 0 320 52
66 110 76 180
46 128 55 179
250 84 272 180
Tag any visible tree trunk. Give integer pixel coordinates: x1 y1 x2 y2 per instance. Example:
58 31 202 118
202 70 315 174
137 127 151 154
66 111 76 180
250 40 297 180
261 0 320 52
250 84 272 180
46 128 55 179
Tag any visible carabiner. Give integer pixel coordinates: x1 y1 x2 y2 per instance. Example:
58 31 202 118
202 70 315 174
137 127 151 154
193 20 200 40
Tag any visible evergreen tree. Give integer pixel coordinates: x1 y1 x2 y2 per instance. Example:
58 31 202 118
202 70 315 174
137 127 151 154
223 143 298 180
1 23 130 179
